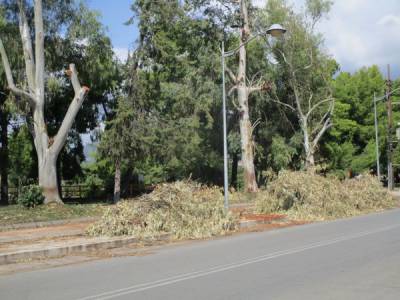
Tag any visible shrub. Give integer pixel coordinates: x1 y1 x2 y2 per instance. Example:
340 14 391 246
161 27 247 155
18 185 45 208
255 170 396 221
87 181 238 239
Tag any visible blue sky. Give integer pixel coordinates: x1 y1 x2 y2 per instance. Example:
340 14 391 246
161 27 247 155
87 0 138 59
88 0 400 78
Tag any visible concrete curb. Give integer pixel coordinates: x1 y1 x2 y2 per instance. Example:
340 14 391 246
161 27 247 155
0 217 98 232
0 236 139 265
0 219 284 265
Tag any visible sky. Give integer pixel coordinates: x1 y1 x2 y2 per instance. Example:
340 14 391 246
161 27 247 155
87 0 400 78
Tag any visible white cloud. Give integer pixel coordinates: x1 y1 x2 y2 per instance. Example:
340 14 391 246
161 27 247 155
377 14 400 27
315 1 400 78
251 0 400 78
113 47 129 62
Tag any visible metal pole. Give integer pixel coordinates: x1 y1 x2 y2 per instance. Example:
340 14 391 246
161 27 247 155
374 93 381 178
221 42 229 211
386 64 393 190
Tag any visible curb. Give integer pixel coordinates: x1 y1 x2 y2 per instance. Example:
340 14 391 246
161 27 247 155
0 219 284 265
0 236 139 265
0 217 98 232
239 218 287 229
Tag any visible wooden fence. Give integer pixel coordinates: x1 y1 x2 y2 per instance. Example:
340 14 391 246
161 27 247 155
8 185 108 202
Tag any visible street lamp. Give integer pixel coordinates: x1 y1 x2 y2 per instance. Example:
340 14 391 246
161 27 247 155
221 24 286 211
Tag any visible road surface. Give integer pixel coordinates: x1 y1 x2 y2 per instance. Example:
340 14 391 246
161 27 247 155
1 208 400 300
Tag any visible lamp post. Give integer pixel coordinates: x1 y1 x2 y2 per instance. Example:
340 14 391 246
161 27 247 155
221 24 286 211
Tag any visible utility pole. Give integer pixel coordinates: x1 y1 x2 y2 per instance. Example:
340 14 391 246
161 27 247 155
386 64 394 190
373 93 381 178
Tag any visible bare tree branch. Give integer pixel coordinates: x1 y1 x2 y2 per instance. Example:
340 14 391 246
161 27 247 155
251 118 261 132
51 64 89 155
0 37 36 104
312 117 332 149
228 85 237 97
225 65 237 84
268 97 296 112
248 85 262 94
34 0 45 104
17 0 36 92
306 97 333 118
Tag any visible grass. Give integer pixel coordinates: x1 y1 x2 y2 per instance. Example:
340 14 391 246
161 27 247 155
0 203 108 227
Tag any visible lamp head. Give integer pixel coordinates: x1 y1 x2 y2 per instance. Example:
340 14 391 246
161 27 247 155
266 24 287 37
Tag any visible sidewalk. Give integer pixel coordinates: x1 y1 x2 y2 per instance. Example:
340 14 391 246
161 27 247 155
0 218 146 265
0 205 294 266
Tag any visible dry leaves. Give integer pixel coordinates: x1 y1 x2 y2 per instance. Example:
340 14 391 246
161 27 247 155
87 181 237 239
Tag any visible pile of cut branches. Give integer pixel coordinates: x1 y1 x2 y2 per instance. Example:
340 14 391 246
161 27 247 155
87 181 237 239
255 171 395 221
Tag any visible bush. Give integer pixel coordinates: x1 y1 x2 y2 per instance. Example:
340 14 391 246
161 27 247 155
18 185 45 208
87 181 238 239
255 170 396 221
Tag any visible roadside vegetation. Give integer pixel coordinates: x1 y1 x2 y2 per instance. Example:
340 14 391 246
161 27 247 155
0 203 107 227
87 181 237 239
254 171 396 221
1 0 399 237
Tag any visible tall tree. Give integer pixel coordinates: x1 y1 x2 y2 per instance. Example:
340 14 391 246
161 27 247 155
125 0 224 185
0 0 89 203
267 0 335 168
224 0 267 192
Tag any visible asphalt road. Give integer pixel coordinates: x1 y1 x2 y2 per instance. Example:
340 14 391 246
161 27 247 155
1 209 400 300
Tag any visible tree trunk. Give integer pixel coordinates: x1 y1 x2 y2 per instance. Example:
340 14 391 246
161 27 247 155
231 152 238 189
38 152 62 204
237 0 258 192
113 159 121 204
0 95 8 205
0 1 89 205
302 120 315 169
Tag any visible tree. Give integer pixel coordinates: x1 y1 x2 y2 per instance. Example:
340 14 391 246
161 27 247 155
224 0 269 192
0 6 23 205
0 0 89 203
267 0 335 168
124 0 224 186
324 66 391 174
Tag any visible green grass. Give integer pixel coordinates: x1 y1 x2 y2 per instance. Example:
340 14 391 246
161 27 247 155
0 203 109 227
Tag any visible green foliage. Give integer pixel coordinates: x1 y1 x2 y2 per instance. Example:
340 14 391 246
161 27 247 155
82 174 105 199
8 126 35 186
324 66 390 173
17 185 45 208
267 135 297 172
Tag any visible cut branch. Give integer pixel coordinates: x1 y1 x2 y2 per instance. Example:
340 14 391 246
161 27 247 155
0 37 36 105
51 64 89 155
17 0 36 92
248 85 262 94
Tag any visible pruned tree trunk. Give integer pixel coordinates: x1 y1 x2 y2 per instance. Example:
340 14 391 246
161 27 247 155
302 120 315 169
237 0 258 192
38 153 61 203
0 0 89 204
113 159 121 203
